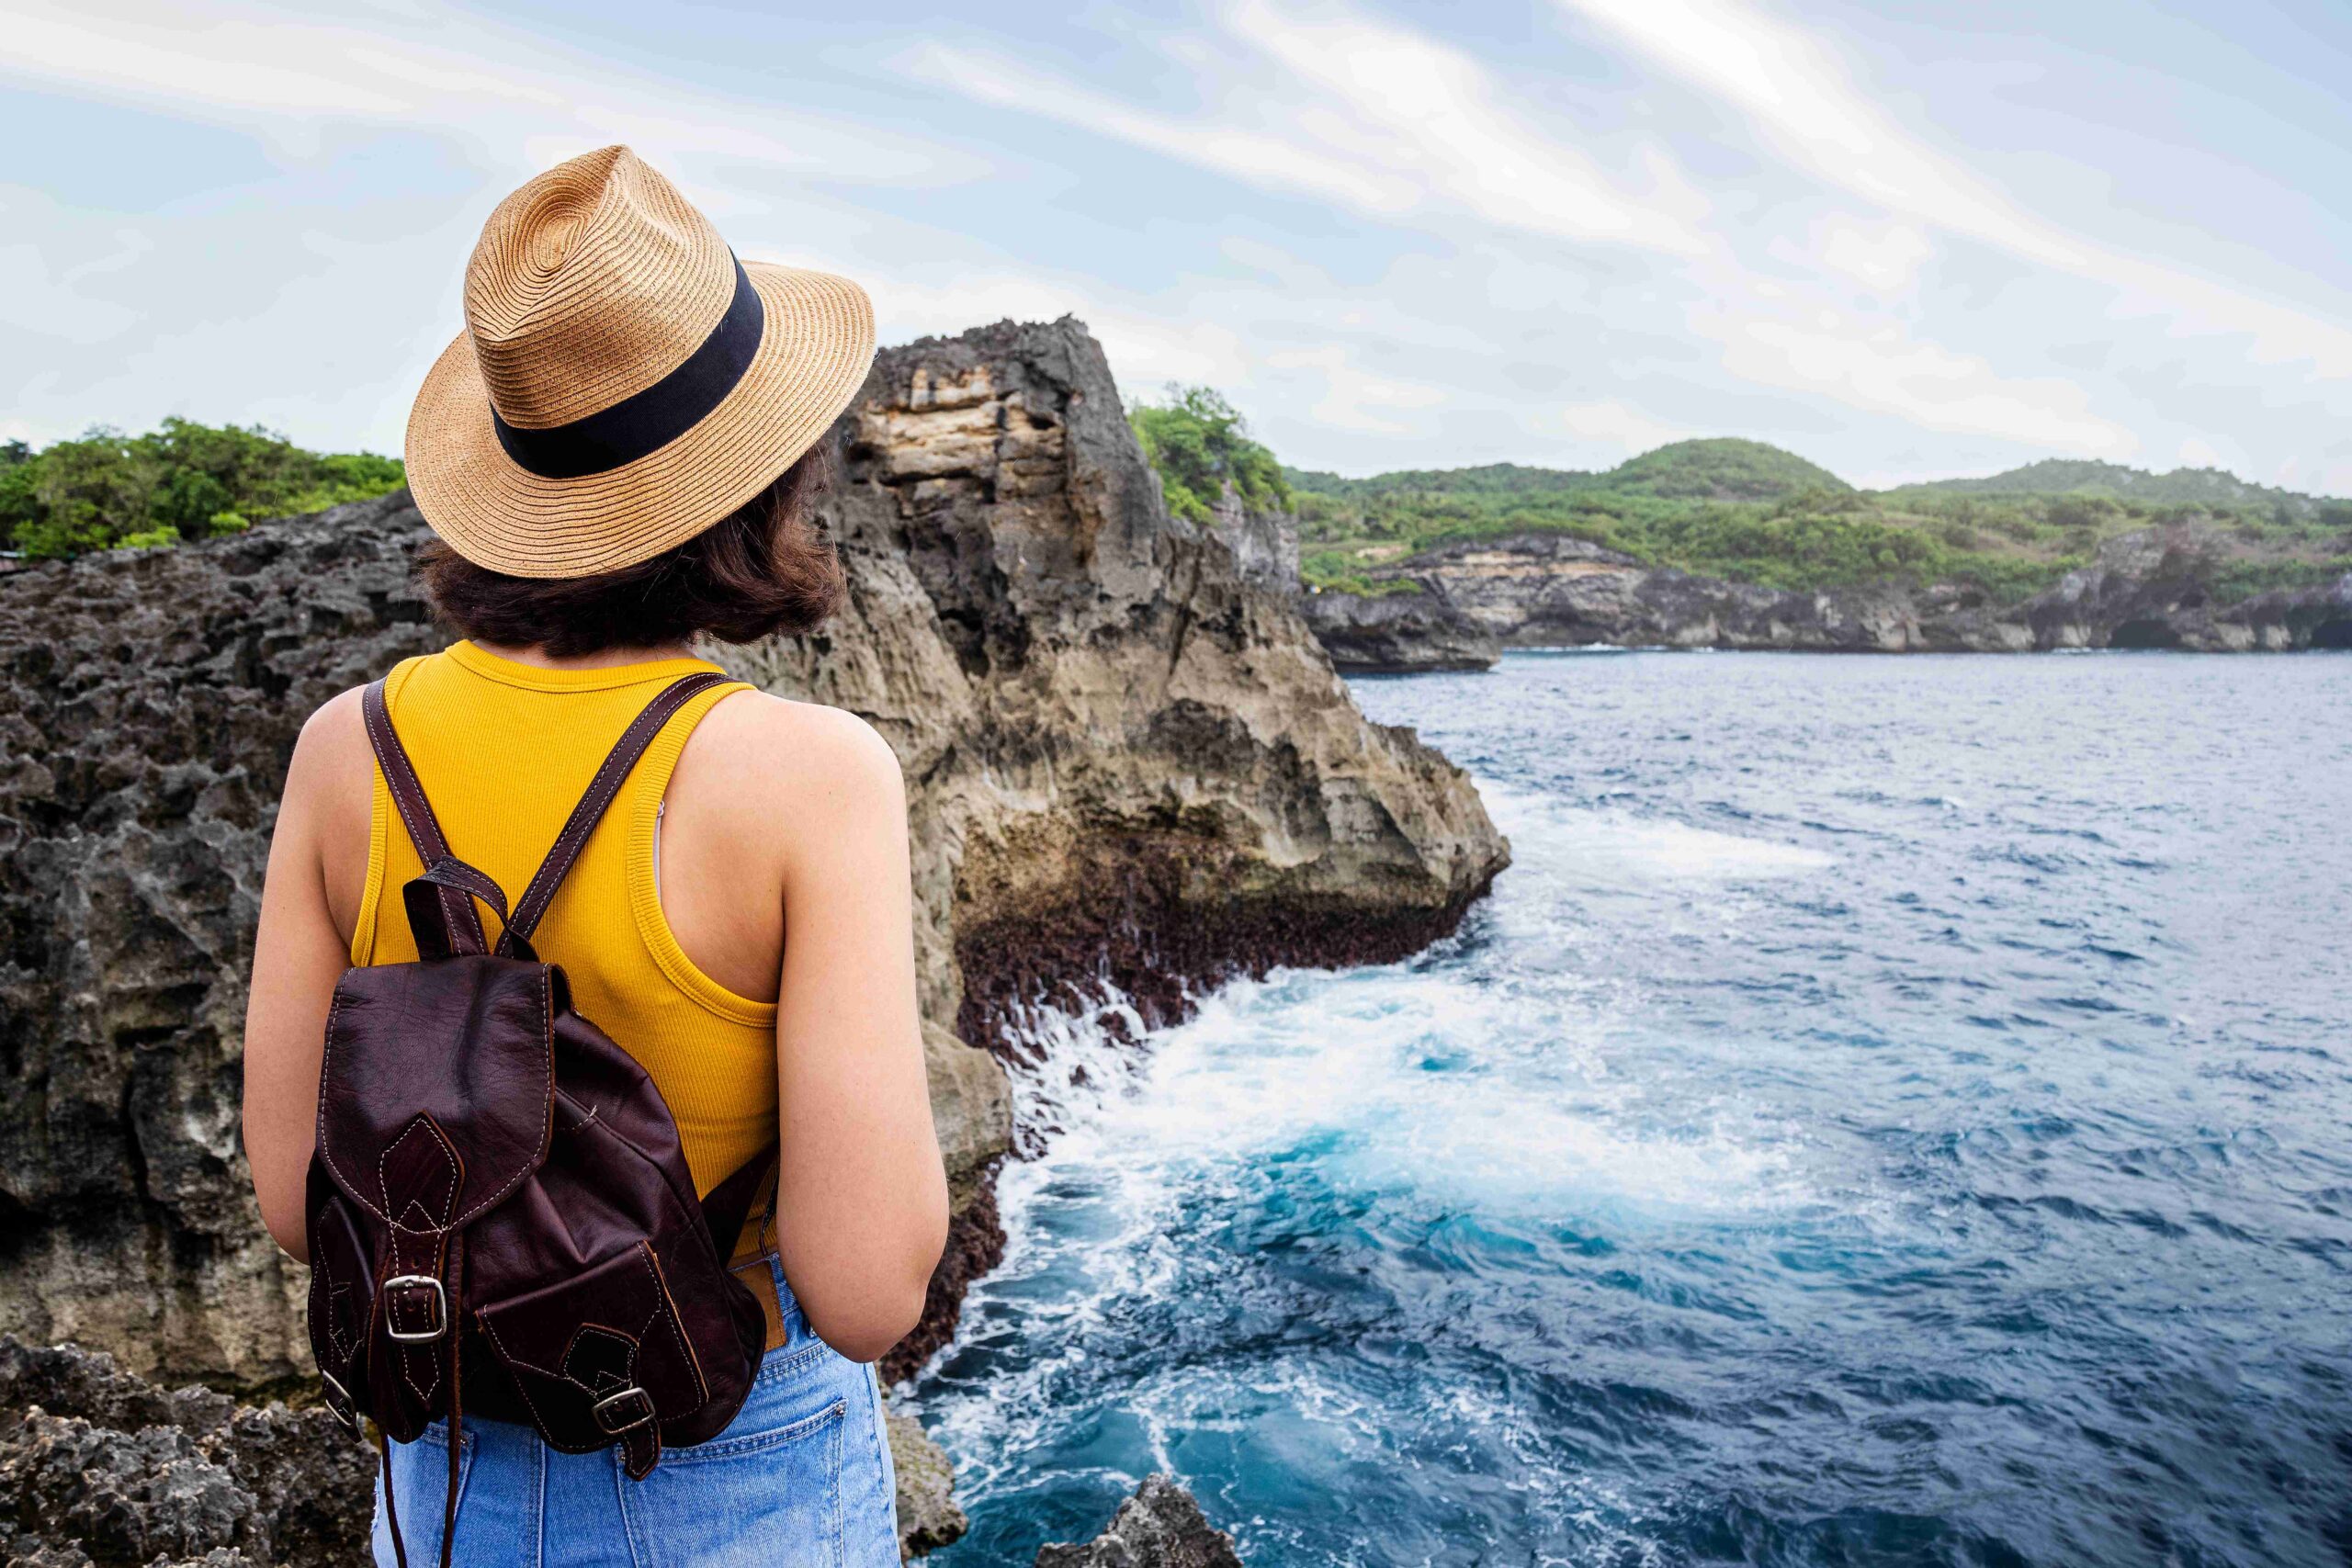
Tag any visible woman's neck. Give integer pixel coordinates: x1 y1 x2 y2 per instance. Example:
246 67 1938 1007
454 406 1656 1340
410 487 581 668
469 639 699 671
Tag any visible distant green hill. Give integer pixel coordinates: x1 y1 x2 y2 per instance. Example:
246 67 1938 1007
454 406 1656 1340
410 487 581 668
1890 457 2322 516
1268 430 2349 604
1289 438 1847 507
1287 461 1594 502
1603 438 1850 502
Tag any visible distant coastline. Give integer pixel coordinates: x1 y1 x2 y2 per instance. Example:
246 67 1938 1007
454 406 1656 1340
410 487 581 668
1114 398 2350 669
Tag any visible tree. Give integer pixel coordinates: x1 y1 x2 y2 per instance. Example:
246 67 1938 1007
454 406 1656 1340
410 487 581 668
1127 387 1293 525
2 419 405 559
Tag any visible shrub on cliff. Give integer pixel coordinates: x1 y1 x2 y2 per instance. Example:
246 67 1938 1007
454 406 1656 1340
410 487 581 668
1 419 404 558
1129 386 1292 525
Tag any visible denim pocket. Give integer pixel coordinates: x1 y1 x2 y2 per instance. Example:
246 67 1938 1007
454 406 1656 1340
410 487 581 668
371 1423 475 1567
620 1362 849 1567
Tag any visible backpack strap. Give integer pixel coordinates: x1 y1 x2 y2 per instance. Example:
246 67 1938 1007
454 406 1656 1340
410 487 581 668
363 678 491 958
496 671 733 955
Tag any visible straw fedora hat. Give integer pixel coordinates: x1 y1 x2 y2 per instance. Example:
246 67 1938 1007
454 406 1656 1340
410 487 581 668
405 145 875 579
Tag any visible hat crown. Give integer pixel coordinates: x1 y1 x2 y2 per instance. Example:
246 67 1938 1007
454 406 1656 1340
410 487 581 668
463 146 735 432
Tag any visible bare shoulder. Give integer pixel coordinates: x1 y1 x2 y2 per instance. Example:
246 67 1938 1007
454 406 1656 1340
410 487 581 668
279 685 379 938
286 685 373 803
678 690 905 812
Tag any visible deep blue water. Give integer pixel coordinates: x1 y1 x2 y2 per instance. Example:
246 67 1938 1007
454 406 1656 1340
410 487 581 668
911 652 2352 1567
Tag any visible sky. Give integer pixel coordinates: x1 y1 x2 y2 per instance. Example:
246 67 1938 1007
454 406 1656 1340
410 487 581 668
4 0 2349 491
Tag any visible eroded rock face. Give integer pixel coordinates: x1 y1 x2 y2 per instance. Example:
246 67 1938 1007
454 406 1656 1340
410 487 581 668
739 317 1507 1077
1034 1474 1244 1568
1205 481 1299 597
1317 526 2352 658
0 318 1503 1518
0 1337 371 1567
1300 588 1501 672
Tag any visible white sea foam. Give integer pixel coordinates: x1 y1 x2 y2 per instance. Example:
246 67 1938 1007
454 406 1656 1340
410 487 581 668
913 781 1841 1530
1479 779 1835 886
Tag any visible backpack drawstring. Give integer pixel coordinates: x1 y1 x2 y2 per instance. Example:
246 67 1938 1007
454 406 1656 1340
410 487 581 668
440 1233 464 1568
377 1235 465 1568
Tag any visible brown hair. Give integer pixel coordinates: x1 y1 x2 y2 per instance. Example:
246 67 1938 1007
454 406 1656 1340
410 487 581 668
418 446 844 658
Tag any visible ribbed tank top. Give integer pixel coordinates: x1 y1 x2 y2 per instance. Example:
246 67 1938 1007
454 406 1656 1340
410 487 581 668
351 640 775 1197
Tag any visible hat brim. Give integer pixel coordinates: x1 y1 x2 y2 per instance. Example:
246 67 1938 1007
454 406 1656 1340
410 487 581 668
404 262 876 580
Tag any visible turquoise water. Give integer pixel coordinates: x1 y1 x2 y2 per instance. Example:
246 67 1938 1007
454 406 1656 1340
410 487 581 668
911 651 2352 1566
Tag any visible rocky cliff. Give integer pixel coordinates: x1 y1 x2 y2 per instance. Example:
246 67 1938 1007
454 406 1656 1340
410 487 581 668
0 317 1505 1543
1299 587 1500 673
1309 526 2352 666
1204 481 1299 597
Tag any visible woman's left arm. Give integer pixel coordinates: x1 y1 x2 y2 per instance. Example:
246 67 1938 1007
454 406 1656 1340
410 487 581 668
242 689 368 1262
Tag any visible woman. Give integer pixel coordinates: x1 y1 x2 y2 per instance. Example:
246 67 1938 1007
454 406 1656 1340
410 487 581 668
242 146 948 1565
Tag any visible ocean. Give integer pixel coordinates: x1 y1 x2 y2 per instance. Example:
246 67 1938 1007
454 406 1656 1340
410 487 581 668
910 650 2352 1567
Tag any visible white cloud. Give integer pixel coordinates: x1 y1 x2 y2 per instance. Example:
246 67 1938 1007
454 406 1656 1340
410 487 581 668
1698 305 2138 456
1218 0 1713 256
1812 217 1933 296
1556 0 2352 374
901 0 1712 259
894 40 1419 216
1264 344 1450 435
1559 400 1692 456
0 0 988 186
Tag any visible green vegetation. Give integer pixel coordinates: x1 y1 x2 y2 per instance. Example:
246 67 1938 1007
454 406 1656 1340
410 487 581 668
1892 457 2321 516
1126 387 1291 525
1272 436 2351 606
1 420 405 560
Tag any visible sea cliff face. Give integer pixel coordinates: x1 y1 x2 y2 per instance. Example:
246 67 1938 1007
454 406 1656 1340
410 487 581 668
1299 587 1501 673
0 318 1503 1556
1307 527 2352 667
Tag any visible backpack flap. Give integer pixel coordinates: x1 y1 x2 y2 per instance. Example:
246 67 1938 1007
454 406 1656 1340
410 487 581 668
474 1239 713 1478
317 954 557 1229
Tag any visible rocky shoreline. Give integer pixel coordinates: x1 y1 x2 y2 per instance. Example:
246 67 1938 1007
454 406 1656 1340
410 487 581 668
0 318 1508 1560
0 1337 1226 1564
1302 527 2352 669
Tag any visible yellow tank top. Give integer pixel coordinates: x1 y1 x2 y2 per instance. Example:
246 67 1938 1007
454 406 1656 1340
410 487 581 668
351 640 775 1197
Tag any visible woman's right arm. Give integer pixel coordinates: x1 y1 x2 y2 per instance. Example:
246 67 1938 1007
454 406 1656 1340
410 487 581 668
242 689 370 1262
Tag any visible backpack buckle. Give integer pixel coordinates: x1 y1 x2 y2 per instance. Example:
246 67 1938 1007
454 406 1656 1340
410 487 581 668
593 1386 655 1435
383 1274 448 1342
320 1369 360 1435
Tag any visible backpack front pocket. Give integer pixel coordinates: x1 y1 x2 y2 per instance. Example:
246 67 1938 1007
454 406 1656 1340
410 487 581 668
474 1238 710 1476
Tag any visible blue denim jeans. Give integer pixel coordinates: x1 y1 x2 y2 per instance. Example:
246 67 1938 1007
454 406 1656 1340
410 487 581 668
372 1258 899 1566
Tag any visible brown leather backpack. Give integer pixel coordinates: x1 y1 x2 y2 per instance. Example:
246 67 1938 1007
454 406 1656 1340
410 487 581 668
304 671 773 1568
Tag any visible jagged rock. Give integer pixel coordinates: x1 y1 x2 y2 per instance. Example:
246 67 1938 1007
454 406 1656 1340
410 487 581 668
886 1408 967 1556
0 317 1503 1539
0 1337 368 1567
1315 525 2352 655
0 1337 967 1563
1034 1475 1243 1568
1204 480 1299 595
1300 587 1500 672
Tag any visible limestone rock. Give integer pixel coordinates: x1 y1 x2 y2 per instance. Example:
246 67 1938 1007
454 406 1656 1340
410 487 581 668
1204 480 1299 596
1300 587 1500 672
0 1337 369 1567
1317 525 2352 654
1034 1474 1243 1568
886 1407 967 1556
